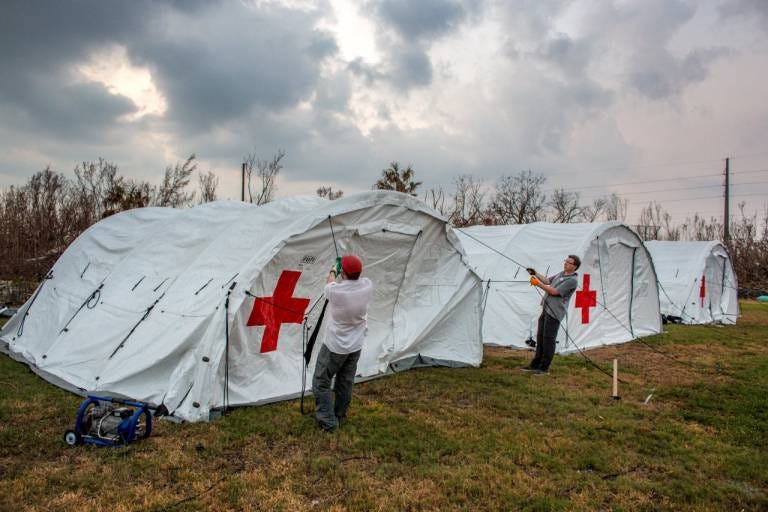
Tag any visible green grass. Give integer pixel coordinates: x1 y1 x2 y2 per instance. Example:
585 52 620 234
1 303 767 511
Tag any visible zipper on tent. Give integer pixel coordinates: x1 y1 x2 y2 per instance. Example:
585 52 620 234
153 278 169 292
389 230 422 352
222 273 239 288
194 278 214 296
131 276 145 291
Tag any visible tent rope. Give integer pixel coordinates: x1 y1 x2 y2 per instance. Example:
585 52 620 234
223 281 237 415
59 283 103 334
15 270 53 338
107 292 166 359
300 215 342 414
593 256 729 377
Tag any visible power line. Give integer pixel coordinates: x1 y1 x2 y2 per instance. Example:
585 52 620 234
545 172 723 193
733 168 768 175
545 169 767 196
574 180 768 199
549 156 726 176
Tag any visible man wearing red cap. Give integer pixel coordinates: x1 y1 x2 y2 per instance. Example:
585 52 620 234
312 254 373 432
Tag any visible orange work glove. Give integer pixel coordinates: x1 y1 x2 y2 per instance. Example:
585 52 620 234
529 276 539 286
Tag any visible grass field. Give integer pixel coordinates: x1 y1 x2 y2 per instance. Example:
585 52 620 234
1 302 766 511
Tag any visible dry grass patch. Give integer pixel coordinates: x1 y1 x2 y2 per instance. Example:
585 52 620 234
1 302 767 510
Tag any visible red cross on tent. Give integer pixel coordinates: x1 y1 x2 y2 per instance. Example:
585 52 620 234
574 274 597 324
699 274 706 307
246 270 310 353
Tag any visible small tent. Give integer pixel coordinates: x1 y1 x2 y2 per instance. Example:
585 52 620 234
645 241 738 324
1 192 482 422
456 222 661 352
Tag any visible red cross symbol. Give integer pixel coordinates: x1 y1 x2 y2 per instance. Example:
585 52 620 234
246 270 310 353
699 275 706 307
574 274 597 324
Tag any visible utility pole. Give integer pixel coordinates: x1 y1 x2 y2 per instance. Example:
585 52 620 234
724 157 730 245
241 162 246 202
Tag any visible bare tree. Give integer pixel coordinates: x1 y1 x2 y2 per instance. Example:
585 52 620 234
424 186 449 216
244 150 284 205
1 158 203 282
604 192 628 222
449 175 488 227
73 158 121 221
549 188 581 223
489 170 547 224
374 162 422 196
316 186 343 200
154 155 197 207
581 197 606 222
679 213 723 241
637 202 662 240
198 170 218 204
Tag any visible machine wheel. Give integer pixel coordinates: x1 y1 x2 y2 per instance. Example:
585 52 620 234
63 429 82 446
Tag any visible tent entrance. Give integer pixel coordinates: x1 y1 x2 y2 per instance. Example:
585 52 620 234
600 240 637 337
346 228 419 369
706 254 729 320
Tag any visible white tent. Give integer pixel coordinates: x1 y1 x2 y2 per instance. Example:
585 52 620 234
0 192 482 422
456 222 662 352
645 241 738 324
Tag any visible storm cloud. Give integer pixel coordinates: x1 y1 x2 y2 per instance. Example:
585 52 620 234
0 0 765 221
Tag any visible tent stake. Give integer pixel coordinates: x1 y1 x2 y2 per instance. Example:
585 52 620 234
612 359 621 400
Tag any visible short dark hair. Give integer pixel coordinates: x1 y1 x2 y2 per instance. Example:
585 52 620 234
345 272 361 280
567 254 581 270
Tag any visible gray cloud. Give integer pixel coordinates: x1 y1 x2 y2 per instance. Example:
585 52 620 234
0 1 155 139
367 0 482 42
0 0 765 224
358 0 484 92
0 1 338 138
628 47 730 100
388 44 434 90
127 3 338 130
720 0 768 30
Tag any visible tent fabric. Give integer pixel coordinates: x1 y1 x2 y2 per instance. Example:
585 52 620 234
456 222 662 353
645 241 739 325
0 191 482 422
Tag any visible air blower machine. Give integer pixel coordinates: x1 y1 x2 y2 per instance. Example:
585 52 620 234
63 395 156 447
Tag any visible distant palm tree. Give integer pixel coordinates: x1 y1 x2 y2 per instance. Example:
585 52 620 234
374 162 422 196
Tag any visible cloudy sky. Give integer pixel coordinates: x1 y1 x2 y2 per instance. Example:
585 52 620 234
1 0 767 223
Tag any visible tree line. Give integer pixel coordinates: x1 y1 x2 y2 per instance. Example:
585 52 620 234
373 163 766 294
1 157 766 296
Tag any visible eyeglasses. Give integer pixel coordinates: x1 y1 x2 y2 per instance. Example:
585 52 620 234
564 260 576 265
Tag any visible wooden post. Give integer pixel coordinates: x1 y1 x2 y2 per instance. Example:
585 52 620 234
612 359 620 400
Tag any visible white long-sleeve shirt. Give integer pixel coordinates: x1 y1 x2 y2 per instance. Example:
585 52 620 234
323 277 373 354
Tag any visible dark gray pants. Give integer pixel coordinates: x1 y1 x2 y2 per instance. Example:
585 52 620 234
530 312 560 371
312 344 361 431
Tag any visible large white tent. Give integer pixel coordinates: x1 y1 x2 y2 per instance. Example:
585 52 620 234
645 241 738 324
0 192 482 422
456 222 662 353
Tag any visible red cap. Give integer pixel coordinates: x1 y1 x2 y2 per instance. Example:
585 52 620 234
341 254 363 275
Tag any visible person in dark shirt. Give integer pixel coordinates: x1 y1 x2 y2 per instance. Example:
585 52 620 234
522 255 580 374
